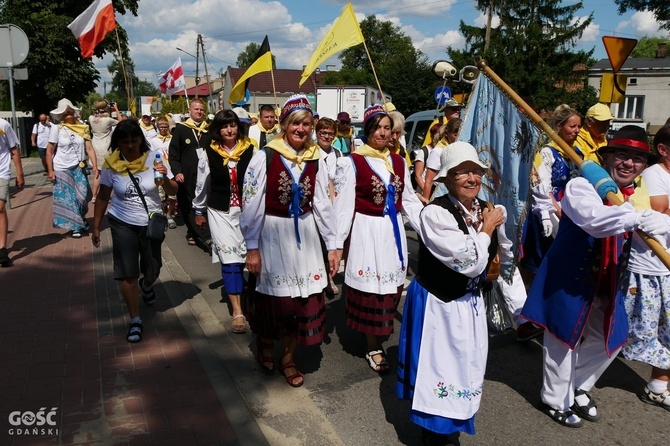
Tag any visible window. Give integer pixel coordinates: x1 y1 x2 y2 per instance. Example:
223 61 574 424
628 78 637 86
613 96 644 120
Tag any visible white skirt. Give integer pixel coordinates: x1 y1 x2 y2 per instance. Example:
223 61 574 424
208 206 246 265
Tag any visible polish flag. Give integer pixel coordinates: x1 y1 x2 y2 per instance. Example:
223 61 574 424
158 58 186 95
67 0 116 59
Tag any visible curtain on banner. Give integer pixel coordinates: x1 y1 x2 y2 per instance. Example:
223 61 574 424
458 74 542 278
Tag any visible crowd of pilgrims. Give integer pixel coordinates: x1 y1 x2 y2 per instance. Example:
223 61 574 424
41 93 670 446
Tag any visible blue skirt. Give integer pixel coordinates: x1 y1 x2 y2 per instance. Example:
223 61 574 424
396 279 476 435
53 165 91 231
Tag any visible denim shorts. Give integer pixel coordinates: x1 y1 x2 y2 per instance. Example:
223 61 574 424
38 147 47 159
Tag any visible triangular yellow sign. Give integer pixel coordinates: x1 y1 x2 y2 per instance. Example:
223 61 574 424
602 36 637 73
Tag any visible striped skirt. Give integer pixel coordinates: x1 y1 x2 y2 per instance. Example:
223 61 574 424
53 166 91 231
345 285 404 336
247 285 326 346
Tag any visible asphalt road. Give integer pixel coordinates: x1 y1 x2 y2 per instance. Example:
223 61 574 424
161 220 666 446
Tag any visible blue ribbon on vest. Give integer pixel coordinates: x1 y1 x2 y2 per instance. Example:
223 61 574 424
383 183 404 269
288 182 305 244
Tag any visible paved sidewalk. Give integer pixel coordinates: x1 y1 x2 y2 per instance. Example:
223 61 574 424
0 159 265 446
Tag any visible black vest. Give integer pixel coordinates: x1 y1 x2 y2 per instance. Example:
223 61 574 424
415 195 499 302
204 143 254 212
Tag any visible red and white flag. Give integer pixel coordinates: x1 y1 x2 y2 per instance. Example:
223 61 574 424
158 58 186 95
67 0 116 59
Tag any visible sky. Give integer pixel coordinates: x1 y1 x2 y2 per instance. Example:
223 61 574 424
95 0 670 91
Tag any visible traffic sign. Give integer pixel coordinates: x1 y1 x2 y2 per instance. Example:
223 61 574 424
434 86 452 105
602 36 637 74
234 89 251 106
0 25 30 67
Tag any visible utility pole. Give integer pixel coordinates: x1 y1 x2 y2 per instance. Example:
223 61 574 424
195 34 201 98
484 0 493 52
199 36 215 112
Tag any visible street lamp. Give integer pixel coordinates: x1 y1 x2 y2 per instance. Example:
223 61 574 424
176 47 197 59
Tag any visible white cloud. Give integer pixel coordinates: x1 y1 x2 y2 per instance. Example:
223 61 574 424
615 20 630 33
351 0 456 18
630 10 665 36
573 16 600 43
473 11 499 28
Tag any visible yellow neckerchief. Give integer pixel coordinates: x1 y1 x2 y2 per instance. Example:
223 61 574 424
355 143 394 174
181 118 208 135
102 150 149 175
575 127 605 164
391 141 411 165
258 122 278 134
434 138 449 149
211 137 252 166
61 123 91 141
0 127 4 136
155 133 171 142
265 138 319 170
140 121 155 131
624 176 650 211
337 127 353 138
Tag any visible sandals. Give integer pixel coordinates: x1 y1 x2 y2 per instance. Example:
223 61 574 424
571 388 600 422
638 386 670 411
167 218 177 229
139 277 156 306
365 350 390 374
256 337 275 373
127 322 143 343
543 404 583 428
279 361 304 388
231 314 247 334
187 235 197 246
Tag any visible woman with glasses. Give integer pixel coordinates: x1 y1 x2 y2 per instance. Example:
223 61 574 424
336 105 423 374
397 142 506 445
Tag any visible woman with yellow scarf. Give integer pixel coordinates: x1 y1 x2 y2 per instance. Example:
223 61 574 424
335 105 423 373
192 109 256 334
240 94 340 388
46 98 99 238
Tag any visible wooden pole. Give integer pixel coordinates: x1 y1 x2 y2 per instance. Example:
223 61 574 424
362 39 387 106
270 65 278 108
476 59 670 270
114 28 131 111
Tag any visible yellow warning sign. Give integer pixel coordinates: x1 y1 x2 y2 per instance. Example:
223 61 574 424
599 73 627 104
602 36 637 73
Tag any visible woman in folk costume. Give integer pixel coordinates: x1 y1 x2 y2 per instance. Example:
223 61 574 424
521 104 582 275
46 98 99 238
240 94 340 388
193 110 256 334
335 105 423 373
396 143 506 446
521 126 670 427
622 123 670 411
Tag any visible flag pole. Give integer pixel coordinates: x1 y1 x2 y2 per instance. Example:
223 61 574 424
476 59 670 270
362 40 386 106
270 67 278 108
114 27 131 111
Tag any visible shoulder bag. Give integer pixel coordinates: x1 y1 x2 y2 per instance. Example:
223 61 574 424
127 169 167 242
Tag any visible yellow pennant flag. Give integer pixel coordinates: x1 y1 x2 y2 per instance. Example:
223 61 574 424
299 3 364 86
229 36 273 104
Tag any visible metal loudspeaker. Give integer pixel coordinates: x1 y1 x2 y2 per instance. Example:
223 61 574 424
432 60 457 79
460 66 479 84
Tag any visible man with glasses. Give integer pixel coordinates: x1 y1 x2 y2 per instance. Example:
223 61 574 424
575 103 615 164
31 114 51 174
521 125 670 428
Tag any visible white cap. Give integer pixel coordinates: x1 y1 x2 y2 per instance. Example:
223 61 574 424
434 141 488 182
232 107 251 124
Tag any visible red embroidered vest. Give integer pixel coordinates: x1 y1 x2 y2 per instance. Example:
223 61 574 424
264 150 317 217
351 152 405 216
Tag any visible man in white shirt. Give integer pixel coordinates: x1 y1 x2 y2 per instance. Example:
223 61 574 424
0 118 25 266
248 105 279 148
31 114 51 174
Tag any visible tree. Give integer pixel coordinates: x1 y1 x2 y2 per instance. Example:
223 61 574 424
235 42 276 68
448 0 598 115
631 36 670 57
0 0 139 116
615 0 670 30
323 15 437 115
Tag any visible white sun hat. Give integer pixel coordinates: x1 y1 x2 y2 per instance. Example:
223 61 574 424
434 141 488 182
50 98 80 119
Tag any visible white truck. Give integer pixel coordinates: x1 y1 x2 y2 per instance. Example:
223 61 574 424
315 86 392 124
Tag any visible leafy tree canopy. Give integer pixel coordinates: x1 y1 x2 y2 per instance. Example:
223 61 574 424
448 0 598 115
322 15 437 116
236 42 276 68
0 0 138 115
631 35 670 57
615 0 670 30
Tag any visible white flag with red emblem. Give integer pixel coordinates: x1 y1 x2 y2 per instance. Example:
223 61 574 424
158 58 186 95
67 0 117 59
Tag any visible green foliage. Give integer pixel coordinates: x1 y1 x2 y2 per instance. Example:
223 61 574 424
448 0 598 115
160 97 190 116
325 15 437 115
236 42 276 68
0 0 138 115
615 0 670 30
631 36 670 57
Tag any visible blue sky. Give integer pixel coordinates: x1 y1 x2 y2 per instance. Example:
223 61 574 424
95 0 669 89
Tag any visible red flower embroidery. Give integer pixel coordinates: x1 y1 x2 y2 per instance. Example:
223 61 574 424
358 270 363 276
314 274 320 281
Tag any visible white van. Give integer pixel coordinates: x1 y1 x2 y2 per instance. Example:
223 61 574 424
403 109 441 159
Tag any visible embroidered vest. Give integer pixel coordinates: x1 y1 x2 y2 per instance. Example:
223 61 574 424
264 149 317 217
415 195 498 303
350 152 405 216
205 144 254 212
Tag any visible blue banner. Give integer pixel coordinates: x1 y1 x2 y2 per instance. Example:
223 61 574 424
458 74 541 277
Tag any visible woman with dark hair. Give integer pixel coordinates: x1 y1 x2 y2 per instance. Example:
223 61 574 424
335 104 423 373
92 119 177 343
240 95 339 387
193 109 256 334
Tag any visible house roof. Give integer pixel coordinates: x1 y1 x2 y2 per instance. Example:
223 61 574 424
227 67 326 94
590 57 670 71
173 83 220 97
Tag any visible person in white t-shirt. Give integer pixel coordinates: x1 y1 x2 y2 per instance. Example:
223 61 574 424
92 119 177 343
0 118 25 266
31 114 52 174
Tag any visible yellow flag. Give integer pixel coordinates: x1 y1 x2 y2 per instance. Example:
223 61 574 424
299 3 364 86
129 98 136 116
229 52 273 104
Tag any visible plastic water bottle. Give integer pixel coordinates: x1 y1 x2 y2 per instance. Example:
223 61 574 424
154 154 164 186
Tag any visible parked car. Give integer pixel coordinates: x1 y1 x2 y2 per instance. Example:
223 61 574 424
404 109 441 159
